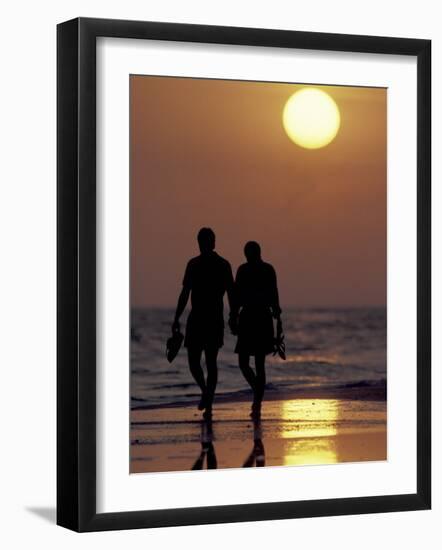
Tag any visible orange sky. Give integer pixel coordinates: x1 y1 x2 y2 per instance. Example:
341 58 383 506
131 76 386 308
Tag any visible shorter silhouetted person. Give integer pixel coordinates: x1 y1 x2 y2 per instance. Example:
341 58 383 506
231 241 281 419
173 228 234 419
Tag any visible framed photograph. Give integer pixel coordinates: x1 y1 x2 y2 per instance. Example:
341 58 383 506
57 17 431 532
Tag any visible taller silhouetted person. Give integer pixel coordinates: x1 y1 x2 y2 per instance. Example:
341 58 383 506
231 241 282 419
172 228 235 419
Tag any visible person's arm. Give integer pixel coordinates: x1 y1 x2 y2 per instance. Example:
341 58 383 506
227 264 239 335
226 262 236 316
270 266 281 319
173 286 190 331
172 262 192 332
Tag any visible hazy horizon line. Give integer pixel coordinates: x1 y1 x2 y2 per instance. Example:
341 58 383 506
131 304 387 310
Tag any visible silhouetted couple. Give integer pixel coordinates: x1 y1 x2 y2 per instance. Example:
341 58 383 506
172 227 281 420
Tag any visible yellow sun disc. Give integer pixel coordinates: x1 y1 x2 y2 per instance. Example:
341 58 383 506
282 88 341 149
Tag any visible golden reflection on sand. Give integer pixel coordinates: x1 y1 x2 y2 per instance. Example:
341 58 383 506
280 399 339 466
130 399 387 472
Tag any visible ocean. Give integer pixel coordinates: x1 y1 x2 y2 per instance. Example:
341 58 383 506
131 307 386 409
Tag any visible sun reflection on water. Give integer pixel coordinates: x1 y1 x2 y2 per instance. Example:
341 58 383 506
280 399 340 466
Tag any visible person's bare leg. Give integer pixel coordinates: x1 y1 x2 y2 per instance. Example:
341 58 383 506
239 352 257 416
187 347 206 410
203 348 218 418
238 352 256 393
252 353 266 418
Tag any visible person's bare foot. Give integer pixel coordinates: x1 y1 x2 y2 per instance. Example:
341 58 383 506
198 392 207 411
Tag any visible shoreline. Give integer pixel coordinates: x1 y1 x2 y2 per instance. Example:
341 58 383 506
131 379 386 411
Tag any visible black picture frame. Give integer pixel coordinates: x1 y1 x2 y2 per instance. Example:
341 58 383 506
57 17 431 532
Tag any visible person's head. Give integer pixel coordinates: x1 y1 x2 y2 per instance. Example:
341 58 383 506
244 241 262 263
197 227 216 254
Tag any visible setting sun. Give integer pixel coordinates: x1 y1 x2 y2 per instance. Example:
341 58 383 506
283 88 341 149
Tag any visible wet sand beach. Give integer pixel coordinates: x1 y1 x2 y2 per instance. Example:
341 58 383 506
131 386 386 473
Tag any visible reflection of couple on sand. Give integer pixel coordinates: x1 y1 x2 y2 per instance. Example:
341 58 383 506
191 419 265 470
172 227 282 421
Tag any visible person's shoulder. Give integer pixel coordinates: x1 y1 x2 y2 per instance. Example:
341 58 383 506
263 261 276 274
186 256 200 268
236 263 248 275
215 253 232 269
